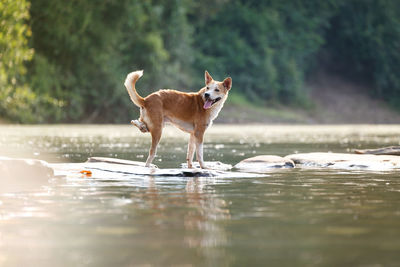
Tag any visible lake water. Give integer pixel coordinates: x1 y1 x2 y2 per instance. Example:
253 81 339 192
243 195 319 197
1 124 400 266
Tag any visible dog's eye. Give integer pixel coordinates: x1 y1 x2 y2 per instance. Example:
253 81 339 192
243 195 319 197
215 89 220 92
206 87 209 90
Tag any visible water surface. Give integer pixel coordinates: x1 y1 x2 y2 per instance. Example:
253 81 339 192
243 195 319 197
1 125 400 266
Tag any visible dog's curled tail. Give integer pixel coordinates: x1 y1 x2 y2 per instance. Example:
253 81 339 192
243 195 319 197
124 70 145 107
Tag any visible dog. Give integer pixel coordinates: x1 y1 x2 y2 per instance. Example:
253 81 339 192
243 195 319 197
124 70 232 168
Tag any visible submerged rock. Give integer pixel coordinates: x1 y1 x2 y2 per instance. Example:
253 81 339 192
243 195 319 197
235 155 295 173
0 157 54 192
285 152 400 171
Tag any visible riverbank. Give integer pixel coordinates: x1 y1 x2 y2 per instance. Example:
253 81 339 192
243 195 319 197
218 73 400 124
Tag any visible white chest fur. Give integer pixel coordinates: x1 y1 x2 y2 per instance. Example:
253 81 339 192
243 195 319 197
208 96 227 125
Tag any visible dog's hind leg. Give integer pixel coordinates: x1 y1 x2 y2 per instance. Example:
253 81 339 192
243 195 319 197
145 128 162 167
186 134 196 168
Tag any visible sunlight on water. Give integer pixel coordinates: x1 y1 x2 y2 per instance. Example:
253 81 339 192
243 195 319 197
0 124 400 266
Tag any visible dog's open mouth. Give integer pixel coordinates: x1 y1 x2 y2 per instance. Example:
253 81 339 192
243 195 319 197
203 97 222 109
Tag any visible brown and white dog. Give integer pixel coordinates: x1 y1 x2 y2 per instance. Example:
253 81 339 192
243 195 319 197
124 70 232 168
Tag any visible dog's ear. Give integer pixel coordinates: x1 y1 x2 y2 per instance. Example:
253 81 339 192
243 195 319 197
205 70 213 85
223 77 232 90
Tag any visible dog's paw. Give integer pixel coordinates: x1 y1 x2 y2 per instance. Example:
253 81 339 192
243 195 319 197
145 163 158 168
139 126 148 133
130 119 139 126
187 163 194 169
131 120 149 133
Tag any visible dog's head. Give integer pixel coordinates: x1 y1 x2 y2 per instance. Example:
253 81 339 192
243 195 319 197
203 71 232 109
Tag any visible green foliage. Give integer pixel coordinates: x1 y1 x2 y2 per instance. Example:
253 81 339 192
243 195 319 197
324 0 400 108
192 0 338 105
28 0 195 122
0 0 66 123
1 0 400 122
29 0 133 122
0 0 32 122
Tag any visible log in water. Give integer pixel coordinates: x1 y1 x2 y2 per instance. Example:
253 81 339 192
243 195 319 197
354 146 400 156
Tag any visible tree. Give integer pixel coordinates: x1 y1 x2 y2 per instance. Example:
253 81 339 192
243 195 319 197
0 0 34 122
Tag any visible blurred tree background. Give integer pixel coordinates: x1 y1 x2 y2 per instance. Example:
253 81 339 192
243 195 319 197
0 0 399 123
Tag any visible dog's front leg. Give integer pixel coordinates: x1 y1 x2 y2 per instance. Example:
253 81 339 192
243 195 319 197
186 134 196 168
194 132 207 169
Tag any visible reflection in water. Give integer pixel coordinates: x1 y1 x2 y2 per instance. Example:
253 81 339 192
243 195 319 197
0 125 400 266
0 175 234 266
184 178 230 248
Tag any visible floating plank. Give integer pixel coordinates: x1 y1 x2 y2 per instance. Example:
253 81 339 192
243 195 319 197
354 146 400 156
87 156 157 167
51 157 263 179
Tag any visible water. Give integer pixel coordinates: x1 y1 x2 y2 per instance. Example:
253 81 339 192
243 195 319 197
1 125 400 266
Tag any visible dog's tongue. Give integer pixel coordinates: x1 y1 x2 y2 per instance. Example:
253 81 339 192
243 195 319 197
203 99 213 109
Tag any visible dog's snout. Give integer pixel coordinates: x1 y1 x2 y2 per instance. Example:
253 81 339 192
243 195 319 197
205 93 210 98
